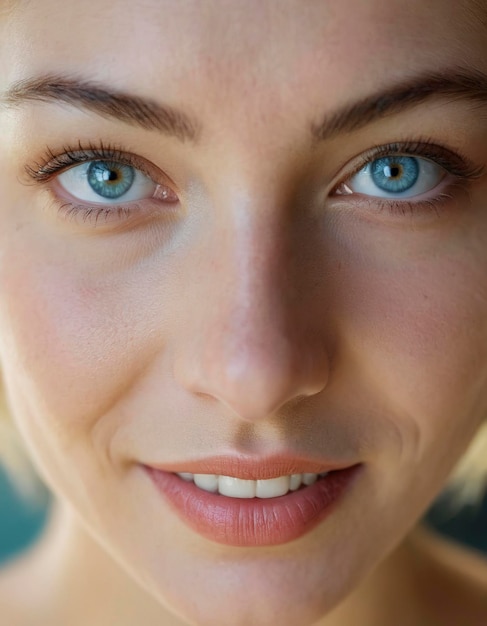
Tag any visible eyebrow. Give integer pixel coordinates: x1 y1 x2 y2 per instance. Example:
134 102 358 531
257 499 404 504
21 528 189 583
2 68 487 144
311 67 487 142
1 74 200 142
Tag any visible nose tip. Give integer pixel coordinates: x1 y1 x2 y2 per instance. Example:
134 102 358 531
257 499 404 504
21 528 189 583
175 317 329 423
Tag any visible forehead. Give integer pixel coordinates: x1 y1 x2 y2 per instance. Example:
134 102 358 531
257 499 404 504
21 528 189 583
1 0 486 126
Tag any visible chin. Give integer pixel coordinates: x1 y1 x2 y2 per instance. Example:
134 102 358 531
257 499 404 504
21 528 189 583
156 588 339 626
141 550 362 626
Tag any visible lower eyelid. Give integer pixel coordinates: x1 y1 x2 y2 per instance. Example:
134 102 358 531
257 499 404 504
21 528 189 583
328 176 470 221
43 186 178 231
55 198 173 230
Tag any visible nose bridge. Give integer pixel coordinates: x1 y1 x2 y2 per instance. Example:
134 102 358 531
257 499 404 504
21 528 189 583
174 181 329 422
215 205 295 375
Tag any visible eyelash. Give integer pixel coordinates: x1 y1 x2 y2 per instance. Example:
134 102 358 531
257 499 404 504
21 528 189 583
25 138 485 226
25 141 164 226
26 141 152 181
330 138 484 217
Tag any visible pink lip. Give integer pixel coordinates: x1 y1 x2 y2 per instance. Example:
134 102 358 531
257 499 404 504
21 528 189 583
145 453 355 479
142 456 363 547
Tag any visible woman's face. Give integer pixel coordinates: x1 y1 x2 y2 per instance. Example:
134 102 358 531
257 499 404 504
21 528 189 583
1 1 487 624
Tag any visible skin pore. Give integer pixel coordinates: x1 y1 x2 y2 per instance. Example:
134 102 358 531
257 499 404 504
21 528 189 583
0 1 487 625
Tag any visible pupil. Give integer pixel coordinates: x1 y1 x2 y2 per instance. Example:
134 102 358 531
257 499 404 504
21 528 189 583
106 170 119 182
387 164 402 179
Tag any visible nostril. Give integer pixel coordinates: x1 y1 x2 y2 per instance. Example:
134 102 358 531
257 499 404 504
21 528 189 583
172 303 330 422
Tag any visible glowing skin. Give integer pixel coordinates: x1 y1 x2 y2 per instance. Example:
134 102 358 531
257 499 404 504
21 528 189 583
0 1 486 625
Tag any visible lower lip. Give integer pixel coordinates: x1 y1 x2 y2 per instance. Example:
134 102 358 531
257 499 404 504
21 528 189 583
143 464 362 547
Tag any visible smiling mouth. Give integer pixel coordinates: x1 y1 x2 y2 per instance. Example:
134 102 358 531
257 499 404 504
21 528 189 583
175 471 330 498
143 459 363 547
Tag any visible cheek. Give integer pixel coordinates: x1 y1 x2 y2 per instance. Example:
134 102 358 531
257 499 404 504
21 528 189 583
0 237 165 446
336 221 487 456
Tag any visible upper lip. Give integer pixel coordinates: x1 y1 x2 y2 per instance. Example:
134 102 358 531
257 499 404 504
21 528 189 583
143 454 359 480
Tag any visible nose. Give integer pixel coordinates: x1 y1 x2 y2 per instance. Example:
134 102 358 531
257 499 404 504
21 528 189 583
173 196 331 423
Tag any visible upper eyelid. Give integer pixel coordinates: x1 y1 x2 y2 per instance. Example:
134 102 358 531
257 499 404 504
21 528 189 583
330 141 484 193
24 143 167 186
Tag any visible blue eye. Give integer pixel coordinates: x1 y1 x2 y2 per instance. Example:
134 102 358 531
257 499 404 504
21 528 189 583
344 155 446 199
57 159 158 204
87 161 135 199
370 156 419 193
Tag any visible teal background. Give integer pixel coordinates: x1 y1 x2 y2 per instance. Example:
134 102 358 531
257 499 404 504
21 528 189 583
0 467 50 566
0 465 486 566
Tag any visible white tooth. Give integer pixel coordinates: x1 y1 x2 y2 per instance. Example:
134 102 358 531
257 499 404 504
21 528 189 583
289 474 302 491
302 473 318 486
256 476 290 498
218 476 256 498
193 474 219 493
177 472 194 482
319 472 329 478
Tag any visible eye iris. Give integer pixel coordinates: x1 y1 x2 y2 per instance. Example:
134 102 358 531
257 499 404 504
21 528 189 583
87 161 135 199
370 156 419 193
